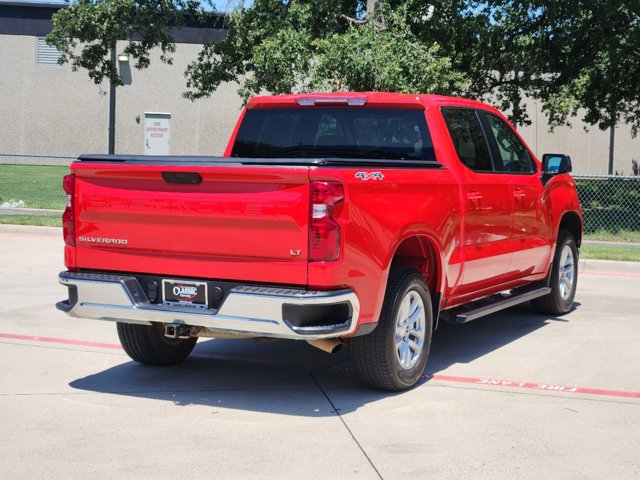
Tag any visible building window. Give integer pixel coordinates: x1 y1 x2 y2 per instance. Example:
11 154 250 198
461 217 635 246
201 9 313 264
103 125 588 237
36 37 63 66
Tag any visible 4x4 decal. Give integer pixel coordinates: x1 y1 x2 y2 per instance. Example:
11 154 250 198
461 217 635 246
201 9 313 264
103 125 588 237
355 172 385 181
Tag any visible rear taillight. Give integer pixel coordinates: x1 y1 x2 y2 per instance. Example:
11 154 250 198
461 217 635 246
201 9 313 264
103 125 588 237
62 174 75 246
310 181 344 262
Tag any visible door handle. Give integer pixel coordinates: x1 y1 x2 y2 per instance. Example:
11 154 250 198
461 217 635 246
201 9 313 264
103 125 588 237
161 172 202 185
512 188 525 203
467 191 482 207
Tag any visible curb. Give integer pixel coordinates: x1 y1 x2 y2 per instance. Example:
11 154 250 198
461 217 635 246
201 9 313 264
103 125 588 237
0 224 61 236
0 207 62 217
578 258 640 275
583 240 640 248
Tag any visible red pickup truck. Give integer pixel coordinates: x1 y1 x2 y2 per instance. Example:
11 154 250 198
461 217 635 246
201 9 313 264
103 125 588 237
57 92 582 391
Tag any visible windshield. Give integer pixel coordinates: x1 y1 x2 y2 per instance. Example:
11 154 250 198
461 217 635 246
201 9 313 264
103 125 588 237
231 108 435 161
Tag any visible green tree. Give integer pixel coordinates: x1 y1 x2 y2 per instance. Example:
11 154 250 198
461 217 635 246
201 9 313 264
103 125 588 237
531 1 640 173
46 0 467 102
46 0 208 86
185 1 467 101
309 8 465 95
183 0 358 101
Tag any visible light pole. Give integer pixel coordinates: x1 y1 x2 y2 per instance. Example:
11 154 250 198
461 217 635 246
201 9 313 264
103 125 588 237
108 47 116 154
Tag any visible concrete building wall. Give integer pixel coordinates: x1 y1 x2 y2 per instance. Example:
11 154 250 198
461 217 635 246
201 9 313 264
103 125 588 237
0 33 110 155
0 34 243 158
113 41 243 156
515 99 639 175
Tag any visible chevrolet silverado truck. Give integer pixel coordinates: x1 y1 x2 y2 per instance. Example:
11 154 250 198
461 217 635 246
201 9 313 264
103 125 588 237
57 92 582 391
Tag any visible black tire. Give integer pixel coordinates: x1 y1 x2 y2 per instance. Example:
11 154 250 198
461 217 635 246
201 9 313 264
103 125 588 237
117 322 197 366
351 268 433 391
531 229 578 315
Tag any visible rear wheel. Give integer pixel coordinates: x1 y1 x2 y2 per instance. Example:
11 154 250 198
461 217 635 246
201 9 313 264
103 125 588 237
532 229 578 315
117 323 197 366
351 268 433 391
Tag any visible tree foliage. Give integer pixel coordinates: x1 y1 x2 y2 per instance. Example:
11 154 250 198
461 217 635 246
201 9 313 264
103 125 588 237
183 1 466 102
402 0 544 126
47 0 467 101
46 0 640 134
47 0 207 86
311 6 466 94
533 1 640 134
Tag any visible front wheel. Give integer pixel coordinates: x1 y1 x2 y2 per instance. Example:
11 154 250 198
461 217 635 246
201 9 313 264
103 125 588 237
351 268 433 391
532 229 578 315
117 323 197 366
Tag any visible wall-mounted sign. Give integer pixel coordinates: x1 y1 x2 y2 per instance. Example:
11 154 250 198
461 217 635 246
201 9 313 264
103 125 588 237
144 112 171 155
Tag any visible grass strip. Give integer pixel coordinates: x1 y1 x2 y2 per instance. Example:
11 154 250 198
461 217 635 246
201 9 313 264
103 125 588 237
583 229 640 243
580 245 640 262
0 165 68 210
0 215 62 227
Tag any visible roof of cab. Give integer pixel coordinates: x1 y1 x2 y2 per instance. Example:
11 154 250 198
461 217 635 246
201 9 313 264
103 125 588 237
246 91 491 110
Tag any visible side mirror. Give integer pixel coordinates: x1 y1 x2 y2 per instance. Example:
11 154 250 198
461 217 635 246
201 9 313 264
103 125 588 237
542 153 572 175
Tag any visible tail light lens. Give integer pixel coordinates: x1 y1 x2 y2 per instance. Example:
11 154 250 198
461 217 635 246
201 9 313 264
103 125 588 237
62 174 75 246
310 181 344 261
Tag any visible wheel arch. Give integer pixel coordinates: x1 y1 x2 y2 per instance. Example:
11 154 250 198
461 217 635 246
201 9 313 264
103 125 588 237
558 211 583 247
388 234 444 329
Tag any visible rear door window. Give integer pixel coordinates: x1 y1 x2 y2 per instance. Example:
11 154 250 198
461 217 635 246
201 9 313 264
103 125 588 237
231 108 435 161
441 108 494 172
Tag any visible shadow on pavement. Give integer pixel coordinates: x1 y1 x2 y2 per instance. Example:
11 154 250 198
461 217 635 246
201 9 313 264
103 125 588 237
69 302 576 415
429 301 576 372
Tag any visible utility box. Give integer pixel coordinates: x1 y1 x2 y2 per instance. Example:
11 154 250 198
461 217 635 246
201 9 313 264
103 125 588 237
143 112 171 155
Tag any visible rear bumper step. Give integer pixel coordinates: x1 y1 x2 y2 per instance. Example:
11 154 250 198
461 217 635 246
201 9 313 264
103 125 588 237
57 271 360 340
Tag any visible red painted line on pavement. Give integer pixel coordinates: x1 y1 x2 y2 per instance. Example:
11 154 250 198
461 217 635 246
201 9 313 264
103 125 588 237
430 374 640 399
2 332 639 399
582 271 640 278
0 332 122 350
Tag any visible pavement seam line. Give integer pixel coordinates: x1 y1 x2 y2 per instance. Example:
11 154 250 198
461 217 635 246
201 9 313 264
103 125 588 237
310 373 384 480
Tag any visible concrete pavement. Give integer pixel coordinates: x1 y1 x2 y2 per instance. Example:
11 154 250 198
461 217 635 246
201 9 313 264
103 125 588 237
0 226 638 479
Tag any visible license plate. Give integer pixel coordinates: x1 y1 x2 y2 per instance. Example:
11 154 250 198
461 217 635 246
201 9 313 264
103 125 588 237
162 279 208 307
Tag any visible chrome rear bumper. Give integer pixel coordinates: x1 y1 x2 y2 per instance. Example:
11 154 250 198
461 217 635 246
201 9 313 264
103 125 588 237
57 271 360 340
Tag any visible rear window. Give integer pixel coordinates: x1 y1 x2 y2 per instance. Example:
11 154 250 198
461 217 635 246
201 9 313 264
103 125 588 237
231 108 434 161
441 108 493 172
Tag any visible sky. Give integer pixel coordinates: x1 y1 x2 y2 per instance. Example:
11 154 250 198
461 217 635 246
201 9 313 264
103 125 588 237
2 0 254 11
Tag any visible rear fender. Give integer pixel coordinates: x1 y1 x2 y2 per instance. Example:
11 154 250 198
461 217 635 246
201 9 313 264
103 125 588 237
386 232 445 329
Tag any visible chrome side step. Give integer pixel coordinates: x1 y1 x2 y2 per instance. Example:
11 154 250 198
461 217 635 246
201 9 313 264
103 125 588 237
451 287 551 324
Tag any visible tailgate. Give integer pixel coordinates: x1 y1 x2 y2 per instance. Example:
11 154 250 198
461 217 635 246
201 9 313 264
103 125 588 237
71 162 310 285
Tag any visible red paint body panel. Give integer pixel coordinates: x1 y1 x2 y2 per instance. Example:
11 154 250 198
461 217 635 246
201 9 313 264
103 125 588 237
307 166 460 324
64 92 583 334
71 163 310 285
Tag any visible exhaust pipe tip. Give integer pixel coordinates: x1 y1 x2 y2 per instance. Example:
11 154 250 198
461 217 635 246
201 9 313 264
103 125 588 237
307 338 343 354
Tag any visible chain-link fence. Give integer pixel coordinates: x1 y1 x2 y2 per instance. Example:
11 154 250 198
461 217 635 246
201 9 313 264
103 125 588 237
0 154 72 218
573 175 640 241
1 155 640 241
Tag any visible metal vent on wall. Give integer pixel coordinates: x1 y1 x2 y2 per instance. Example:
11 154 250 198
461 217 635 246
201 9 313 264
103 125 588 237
36 37 63 66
